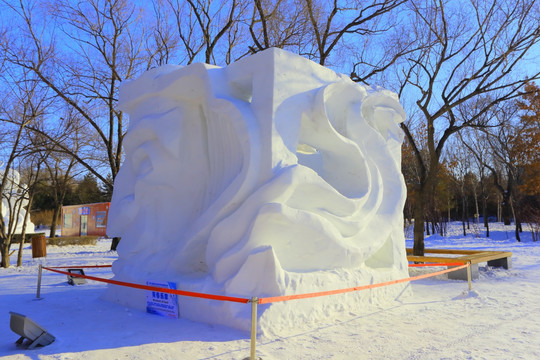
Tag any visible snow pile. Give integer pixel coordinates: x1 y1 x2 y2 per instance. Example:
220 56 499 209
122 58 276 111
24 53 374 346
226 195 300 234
105 48 409 333
1 168 35 234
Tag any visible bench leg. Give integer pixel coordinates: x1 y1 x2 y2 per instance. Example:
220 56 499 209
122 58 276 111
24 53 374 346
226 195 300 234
448 264 479 281
487 257 511 269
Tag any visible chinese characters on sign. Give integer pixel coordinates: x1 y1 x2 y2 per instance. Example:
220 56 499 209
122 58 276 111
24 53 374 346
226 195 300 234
146 281 179 319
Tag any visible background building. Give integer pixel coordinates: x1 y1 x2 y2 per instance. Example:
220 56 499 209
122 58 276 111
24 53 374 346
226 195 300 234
61 202 110 237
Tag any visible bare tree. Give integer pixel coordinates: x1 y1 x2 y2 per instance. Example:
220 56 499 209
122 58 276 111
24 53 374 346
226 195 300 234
304 0 406 65
27 104 87 237
164 0 245 64
0 0 150 187
447 140 472 235
484 104 531 240
0 66 49 267
459 130 494 236
44 156 78 238
246 0 312 55
145 0 180 68
15 154 44 266
397 0 540 255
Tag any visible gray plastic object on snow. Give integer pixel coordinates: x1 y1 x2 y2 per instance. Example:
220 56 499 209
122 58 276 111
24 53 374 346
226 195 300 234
9 311 56 349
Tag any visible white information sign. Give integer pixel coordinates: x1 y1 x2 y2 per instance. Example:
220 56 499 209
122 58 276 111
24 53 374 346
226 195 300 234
146 281 179 319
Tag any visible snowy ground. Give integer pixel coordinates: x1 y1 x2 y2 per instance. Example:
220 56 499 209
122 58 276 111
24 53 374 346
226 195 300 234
1 222 539 360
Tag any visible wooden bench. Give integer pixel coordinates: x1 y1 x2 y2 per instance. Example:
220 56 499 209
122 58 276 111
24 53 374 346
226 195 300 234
406 248 512 280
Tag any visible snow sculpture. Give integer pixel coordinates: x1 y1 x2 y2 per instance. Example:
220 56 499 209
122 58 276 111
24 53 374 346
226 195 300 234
105 48 409 333
1 167 35 234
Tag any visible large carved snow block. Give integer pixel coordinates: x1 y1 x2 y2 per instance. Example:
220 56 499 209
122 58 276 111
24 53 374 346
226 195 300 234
104 48 409 333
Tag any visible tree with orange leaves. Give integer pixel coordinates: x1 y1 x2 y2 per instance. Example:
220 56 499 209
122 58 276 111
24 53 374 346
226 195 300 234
516 82 540 240
516 83 540 196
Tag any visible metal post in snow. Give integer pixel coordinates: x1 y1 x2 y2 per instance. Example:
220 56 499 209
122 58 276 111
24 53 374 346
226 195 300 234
466 262 472 291
36 264 42 299
250 297 258 360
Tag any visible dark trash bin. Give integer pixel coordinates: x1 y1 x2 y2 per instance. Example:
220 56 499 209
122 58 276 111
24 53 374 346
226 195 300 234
31 235 46 258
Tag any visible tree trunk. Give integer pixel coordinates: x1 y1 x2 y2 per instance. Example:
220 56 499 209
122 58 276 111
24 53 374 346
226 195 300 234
483 196 488 227
502 191 511 225
17 231 26 267
413 191 426 256
49 205 61 238
0 241 10 268
472 185 479 223
474 196 479 223
17 194 34 266
483 196 489 237
462 195 467 236
511 199 521 242
497 193 502 222
466 196 470 230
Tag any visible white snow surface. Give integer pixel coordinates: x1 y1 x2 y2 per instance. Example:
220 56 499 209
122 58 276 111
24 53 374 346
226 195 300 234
1 222 539 359
105 48 409 332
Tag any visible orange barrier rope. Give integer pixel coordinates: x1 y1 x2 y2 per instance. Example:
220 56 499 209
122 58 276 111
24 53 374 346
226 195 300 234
41 262 470 306
258 264 469 304
41 266 250 304
45 265 113 269
39 261 471 360
408 262 465 267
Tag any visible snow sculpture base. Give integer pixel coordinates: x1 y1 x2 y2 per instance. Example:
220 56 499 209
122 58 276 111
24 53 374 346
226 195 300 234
104 48 410 334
